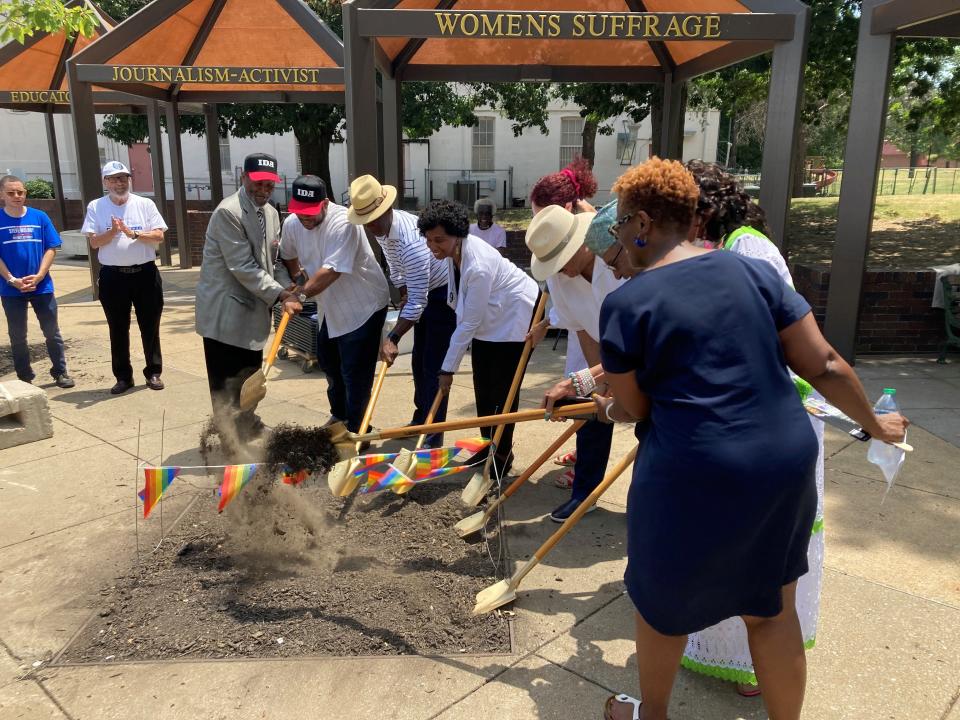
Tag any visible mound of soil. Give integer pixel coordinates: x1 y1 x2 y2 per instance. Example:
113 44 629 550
61 474 511 663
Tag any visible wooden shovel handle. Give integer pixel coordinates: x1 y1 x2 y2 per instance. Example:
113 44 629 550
488 291 549 451
264 312 291 372
531 445 638 564
359 362 389 437
414 389 446 450
358 401 596 442
499 420 583 503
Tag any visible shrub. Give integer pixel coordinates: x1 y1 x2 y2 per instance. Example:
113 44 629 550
24 178 54 199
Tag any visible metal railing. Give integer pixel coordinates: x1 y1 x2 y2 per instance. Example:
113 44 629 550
732 166 960 198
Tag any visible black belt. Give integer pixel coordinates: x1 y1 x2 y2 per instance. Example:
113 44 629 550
103 263 152 274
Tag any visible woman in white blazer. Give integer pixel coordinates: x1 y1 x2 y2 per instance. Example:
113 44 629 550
420 200 539 477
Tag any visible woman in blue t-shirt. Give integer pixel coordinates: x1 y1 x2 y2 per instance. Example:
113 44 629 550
597 159 908 720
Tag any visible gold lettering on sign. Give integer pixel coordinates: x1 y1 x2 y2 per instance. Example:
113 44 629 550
608 15 626 38
664 15 682 37
547 14 561 37
572 13 586 37
460 13 479 36
587 14 605 37
481 13 502 36
644 15 661 37
8 90 70 103
627 15 643 37
436 12 457 34
504 13 521 37
525 13 545 37
705 15 721 38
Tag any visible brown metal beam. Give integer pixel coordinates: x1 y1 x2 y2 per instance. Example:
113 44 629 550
393 0 458 77
674 40 772 81
275 0 346 65
204 104 224 205
871 0 960 34
147 100 171 266
78 80 170 101
626 0 675 73
43 114 68 229
892 13 960 38
401 64 663 83
165 101 192 269
171 0 229 97
70 0 195 64
175 90 345 103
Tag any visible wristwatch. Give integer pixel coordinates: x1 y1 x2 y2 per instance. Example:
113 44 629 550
132 230 140 240
388 332 401 345
297 292 307 303
6 276 18 286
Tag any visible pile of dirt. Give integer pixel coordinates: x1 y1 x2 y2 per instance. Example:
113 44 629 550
62 473 511 662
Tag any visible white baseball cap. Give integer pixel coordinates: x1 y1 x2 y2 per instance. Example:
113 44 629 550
101 161 130 178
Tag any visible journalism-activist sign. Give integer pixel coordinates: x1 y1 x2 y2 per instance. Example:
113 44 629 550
104 66 328 84
432 12 722 39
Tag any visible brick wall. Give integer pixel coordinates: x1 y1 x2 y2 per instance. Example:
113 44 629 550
792 264 946 354
505 229 532 270
188 210 213 266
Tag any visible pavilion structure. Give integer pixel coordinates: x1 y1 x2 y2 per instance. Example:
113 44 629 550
66 0 345 289
342 0 811 253
824 0 960 362
0 1 148 232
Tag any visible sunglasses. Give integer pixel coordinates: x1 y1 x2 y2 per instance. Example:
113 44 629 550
604 244 624 270
607 212 635 238
3 189 25 197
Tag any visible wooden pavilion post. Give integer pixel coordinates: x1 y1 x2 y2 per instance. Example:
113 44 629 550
344 0 381 180
147 100 171 266
43 113 68 228
164 100 191 269
204 104 224 205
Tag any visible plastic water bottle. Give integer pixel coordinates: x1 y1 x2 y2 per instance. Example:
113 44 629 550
867 388 905 490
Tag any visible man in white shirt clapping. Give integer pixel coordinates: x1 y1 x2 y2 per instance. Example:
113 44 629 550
82 161 167 395
280 175 390 433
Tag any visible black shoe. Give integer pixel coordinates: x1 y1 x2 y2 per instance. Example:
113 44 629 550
549 497 597 523
146 374 164 391
17 376 33 384
54 373 75 389
238 416 266 442
110 379 134 395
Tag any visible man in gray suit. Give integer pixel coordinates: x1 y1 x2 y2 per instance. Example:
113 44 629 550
195 153 302 441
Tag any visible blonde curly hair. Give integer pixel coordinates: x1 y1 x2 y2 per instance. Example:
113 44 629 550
612 157 699 229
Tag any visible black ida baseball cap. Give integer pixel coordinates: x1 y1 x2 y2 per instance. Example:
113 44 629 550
243 153 280 183
288 175 328 215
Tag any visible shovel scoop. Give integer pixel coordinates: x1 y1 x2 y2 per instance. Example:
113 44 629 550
239 312 290 412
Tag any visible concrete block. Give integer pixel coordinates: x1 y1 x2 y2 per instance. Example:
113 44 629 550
0 381 53 450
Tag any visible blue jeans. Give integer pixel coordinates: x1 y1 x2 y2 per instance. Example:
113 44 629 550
316 306 388 433
1 292 67 381
572 419 615 502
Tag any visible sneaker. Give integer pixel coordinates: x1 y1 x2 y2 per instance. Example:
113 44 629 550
549 496 597 523
54 373 75 389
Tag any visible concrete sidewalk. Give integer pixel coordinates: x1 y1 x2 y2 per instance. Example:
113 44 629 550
1 263 958 720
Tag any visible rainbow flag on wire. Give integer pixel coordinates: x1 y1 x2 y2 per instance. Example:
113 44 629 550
360 465 413 494
417 464 475 482
455 437 490 455
139 466 180 519
411 447 460 477
354 452 400 474
281 467 309 486
217 464 258 512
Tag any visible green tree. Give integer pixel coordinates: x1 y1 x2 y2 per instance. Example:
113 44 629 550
552 84 654 167
0 0 97 42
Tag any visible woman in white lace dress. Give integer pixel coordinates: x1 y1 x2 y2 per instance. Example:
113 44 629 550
684 161 825 697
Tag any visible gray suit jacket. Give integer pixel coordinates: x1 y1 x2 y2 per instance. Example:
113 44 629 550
194 189 292 350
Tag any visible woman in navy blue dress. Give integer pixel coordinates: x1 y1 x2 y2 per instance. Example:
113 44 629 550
598 159 909 720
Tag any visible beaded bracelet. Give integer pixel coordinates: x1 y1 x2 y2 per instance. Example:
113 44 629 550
568 368 597 397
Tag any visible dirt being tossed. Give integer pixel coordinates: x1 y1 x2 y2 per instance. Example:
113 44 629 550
62 474 511 663
265 423 339 475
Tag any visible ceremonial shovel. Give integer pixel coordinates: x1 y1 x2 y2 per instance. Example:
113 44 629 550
461 292 549 507
325 402 596 494
455 420 584 538
326 361 390 497
392 389 446 495
472 444 638 616
239 312 290 412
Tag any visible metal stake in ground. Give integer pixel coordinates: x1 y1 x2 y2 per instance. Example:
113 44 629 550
157 409 166 551
133 419 141 563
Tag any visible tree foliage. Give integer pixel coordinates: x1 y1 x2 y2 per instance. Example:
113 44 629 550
0 0 97 42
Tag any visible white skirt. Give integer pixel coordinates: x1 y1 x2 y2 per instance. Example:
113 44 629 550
681 416 825 686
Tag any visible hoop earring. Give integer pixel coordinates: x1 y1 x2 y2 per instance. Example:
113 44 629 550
633 235 647 248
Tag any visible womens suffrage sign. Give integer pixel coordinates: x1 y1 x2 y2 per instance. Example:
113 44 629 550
355 10 795 41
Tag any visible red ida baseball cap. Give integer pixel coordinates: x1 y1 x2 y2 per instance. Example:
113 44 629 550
288 175 328 215
243 153 280 183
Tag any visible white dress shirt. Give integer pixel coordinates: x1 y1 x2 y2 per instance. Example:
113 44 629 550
441 234 539 373
81 193 167 266
546 256 625 343
374 209 448 323
280 205 389 338
469 222 507 249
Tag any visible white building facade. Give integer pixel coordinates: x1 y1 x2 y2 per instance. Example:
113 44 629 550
0 99 718 211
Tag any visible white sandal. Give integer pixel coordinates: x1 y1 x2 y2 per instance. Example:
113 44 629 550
603 693 641 720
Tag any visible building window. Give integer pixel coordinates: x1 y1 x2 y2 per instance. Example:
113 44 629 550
472 117 495 171
294 140 303 174
560 116 584 168
98 147 107 166
219 136 231 173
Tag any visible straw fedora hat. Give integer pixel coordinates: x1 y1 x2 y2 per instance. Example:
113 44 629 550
525 205 595 281
346 175 397 225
